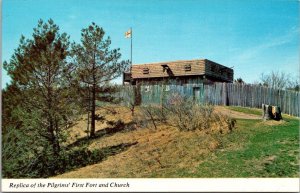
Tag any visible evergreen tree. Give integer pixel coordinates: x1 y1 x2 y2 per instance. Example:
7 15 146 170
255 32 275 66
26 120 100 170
3 19 79 177
72 22 129 138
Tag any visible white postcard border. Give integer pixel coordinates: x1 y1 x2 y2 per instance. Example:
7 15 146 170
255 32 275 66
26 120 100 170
1 178 299 192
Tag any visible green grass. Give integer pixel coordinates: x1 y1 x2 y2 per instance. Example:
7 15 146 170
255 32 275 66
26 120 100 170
174 117 299 177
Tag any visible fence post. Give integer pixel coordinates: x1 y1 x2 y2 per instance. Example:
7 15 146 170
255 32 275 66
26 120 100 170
134 84 141 105
222 83 228 106
117 83 300 117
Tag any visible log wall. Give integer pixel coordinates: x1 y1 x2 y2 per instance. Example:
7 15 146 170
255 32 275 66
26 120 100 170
131 60 206 79
130 59 233 82
116 83 300 117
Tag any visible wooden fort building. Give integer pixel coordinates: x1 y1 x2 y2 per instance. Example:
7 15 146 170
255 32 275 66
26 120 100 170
123 59 234 85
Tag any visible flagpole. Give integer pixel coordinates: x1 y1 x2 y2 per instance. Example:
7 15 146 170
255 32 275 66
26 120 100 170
130 27 133 68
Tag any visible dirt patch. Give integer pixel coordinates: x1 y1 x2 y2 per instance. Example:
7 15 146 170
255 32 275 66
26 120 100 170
263 155 277 163
66 106 133 145
214 106 261 120
256 120 286 126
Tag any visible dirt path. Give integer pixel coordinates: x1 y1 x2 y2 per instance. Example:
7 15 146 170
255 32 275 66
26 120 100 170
214 106 261 119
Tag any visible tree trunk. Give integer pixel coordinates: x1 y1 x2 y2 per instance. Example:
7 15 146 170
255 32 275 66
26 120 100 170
86 110 90 138
86 86 91 138
52 136 60 157
47 82 60 157
90 84 96 138
262 104 282 121
130 105 135 116
49 118 60 157
90 49 97 138
54 120 60 154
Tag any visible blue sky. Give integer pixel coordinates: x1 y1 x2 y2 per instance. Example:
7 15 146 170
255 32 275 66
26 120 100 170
2 0 299 87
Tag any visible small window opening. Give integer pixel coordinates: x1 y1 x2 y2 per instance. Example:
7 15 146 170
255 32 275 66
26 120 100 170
145 85 150 92
143 67 149 74
165 85 170 91
184 64 191 71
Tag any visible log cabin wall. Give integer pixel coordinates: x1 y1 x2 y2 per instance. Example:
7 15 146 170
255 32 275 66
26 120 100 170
131 59 206 79
135 76 205 85
128 59 233 85
204 59 234 82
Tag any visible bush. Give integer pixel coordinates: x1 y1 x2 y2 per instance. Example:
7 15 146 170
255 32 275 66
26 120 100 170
134 93 236 133
209 113 236 134
164 93 236 133
133 105 168 130
2 144 105 178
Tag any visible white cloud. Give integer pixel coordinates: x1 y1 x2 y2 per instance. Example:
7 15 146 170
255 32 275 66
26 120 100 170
236 27 299 62
228 27 299 83
68 14 77 20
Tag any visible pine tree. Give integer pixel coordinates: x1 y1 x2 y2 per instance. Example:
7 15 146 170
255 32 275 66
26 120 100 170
3 19 79 176
72 22 129 138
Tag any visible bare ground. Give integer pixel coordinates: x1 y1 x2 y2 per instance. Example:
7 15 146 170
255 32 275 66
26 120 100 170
214 106 261 119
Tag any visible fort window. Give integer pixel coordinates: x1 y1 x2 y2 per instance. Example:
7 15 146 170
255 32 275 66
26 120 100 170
184 64 191 71
165 85 170 91
142 67 149 74
125 59 234 85
144 85 150 92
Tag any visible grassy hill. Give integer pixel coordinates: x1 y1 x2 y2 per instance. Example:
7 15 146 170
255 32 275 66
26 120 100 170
54 106 299 178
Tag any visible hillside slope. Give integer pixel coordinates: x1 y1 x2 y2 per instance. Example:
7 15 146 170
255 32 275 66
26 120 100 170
54 106 299 178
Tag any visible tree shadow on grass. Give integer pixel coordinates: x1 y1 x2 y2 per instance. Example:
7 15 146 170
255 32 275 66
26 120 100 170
47 120 139 177
67 120 137 150
54 141 138 177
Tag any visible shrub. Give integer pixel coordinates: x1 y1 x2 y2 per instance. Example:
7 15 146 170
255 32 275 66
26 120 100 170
133 93 236 133
209 113 236 134
134 105 163 130
164 93 236 132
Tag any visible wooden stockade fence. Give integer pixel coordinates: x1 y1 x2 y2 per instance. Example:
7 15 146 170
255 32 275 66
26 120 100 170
116 83 300 117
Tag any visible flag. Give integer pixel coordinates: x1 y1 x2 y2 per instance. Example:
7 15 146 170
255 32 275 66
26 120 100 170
125 29 132 38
